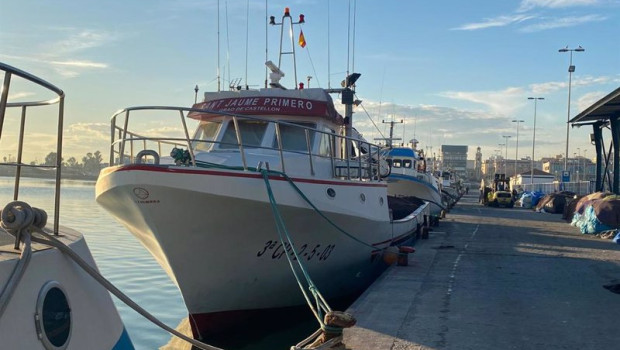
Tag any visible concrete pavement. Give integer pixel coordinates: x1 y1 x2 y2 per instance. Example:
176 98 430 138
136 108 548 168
343 193 620 350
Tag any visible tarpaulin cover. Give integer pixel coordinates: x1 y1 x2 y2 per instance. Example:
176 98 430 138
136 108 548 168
591 199 620 228
535 191 576 214
575 205 613 234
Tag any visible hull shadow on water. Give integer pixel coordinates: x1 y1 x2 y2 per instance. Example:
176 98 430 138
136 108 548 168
161 294 361 350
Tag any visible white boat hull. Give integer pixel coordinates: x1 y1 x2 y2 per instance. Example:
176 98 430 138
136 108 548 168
387 174 444 216
0 227 132 349
96 164 426 338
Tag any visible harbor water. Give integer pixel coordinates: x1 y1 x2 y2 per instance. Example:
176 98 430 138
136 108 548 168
0 176 316 349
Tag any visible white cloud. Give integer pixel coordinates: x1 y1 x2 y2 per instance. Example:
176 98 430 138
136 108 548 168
519 14 607 32
50 60 108 69
530 75 613 94
439 87 526 115
518 0 599 12
576 91 606 112
452 14 535 31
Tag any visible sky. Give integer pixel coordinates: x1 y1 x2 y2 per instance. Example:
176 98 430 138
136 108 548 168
1 0 619 164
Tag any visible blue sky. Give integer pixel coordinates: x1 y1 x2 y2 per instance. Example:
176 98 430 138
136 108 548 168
1 0 618 163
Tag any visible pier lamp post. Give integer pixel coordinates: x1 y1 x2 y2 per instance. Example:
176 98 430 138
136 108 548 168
512 120 524 179
559 45 585 172
502 135 511 175
577 147 581 181
528 97 544 185
498 144 505 175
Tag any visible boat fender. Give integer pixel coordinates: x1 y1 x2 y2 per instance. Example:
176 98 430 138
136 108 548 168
136 149 160 165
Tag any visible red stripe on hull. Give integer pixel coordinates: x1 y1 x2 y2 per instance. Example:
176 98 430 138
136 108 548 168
102 164 388 188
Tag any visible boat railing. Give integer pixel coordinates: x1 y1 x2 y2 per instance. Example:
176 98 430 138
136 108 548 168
109 106 384 182
0 62 65 234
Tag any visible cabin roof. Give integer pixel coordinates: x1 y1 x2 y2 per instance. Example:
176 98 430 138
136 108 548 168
387 148 417 158
188 88 344 125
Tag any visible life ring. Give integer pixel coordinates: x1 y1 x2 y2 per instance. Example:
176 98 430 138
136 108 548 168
136 149 160 165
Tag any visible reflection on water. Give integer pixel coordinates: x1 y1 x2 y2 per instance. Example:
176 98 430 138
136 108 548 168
0 177 318 349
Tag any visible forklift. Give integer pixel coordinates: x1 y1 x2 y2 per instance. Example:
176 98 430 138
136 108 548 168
480 174 514 207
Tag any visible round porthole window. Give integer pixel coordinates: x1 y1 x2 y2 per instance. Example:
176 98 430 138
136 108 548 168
326 188 336 198
35 281 71 350
360 193 366 202
379 197 384 206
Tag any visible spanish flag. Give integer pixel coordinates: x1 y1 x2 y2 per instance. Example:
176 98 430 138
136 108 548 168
299 29 306 48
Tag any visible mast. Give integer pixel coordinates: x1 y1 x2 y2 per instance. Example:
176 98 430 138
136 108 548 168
268 7 304 88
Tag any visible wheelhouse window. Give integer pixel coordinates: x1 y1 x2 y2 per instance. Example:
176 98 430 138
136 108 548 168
318 128 335 157
403 159 412 168
392 159 402 168
192 121 220 152
272 122 316 152
220 120 268 149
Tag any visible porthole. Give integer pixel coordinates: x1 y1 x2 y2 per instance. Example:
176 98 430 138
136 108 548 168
326 188 336 198
360 193 366 202
379 197 384 206
35 281 71 350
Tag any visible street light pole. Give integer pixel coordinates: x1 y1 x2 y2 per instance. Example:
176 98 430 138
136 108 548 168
502 135 512 175
528 97 544 185
577 147 581 181
559 45 585 172
512 119 524 180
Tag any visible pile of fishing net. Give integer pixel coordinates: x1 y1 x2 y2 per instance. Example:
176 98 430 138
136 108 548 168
534 191 576 214
569 192 620 237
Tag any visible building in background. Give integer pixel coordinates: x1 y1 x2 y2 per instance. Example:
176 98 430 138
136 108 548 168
441 145 468 177
542 155 595 182
474 146 482 180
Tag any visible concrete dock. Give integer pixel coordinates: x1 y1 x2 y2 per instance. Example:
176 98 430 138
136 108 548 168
343 193 620 350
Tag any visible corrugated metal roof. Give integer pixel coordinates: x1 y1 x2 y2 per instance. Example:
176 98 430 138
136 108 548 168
569 86 620 125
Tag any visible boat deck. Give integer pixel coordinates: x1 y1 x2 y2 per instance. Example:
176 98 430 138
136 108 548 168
343 193 620 349
0 227 81 261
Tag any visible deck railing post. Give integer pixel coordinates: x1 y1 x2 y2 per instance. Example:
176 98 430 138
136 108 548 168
275 123 285 173
305 129 314 176
232 116 247 170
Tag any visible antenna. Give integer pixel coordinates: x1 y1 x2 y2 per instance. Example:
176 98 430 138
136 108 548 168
265 0 268 88
225 0 231 89
351 0 356 73
327 0 331 89
217 0 221 92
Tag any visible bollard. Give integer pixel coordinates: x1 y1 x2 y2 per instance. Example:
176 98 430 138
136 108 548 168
397 246 415 266
421 226 430 239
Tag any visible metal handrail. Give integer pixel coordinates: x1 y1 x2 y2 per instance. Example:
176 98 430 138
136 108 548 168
107 105 385 182
0 62 65 235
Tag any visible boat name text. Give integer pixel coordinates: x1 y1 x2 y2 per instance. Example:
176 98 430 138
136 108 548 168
256 240 336 262
201 97 315 112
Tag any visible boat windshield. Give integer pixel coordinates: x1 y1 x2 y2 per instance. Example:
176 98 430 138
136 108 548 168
272 122 316 152
192 121 221 151
220 120 269 149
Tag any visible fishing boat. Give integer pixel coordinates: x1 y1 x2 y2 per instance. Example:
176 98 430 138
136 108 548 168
384 139 445 216
0 62 134 349
95 8 429 340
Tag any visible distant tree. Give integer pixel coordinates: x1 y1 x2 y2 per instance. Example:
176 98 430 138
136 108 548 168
65 157 80 169
82 151 103 175
44 152 63 166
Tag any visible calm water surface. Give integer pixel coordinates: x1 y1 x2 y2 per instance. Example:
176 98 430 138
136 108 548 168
0 177 316 350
